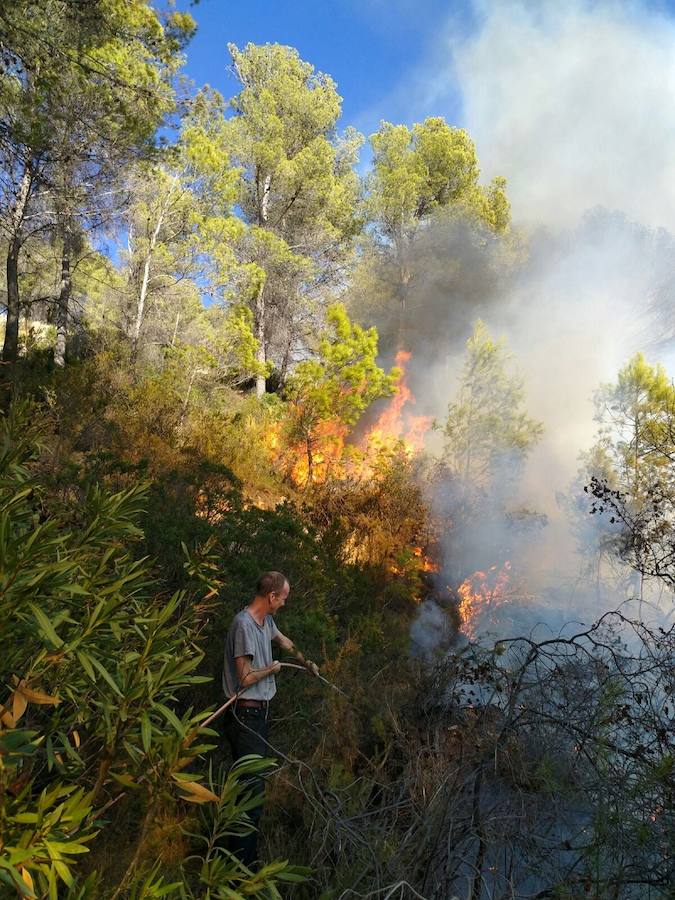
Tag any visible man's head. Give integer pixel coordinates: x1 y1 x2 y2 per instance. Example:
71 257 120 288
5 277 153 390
256 570 289 615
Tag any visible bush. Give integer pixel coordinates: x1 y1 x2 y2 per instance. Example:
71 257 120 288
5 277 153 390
0 404 306 897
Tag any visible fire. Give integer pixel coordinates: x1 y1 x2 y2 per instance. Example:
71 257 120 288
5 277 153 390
413 546 439 573
457 561 512 639
289 420 348 488
263 349 431 489
262 420 349 489
263 421 283 456
387 544 439 594
365 350 431 455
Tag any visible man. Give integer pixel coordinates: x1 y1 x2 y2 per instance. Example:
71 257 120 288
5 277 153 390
222 570 319 866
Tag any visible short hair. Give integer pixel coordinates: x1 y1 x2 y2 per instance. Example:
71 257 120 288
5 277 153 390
256 571 288 596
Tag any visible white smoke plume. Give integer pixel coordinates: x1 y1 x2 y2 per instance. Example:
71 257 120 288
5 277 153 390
452 0 675 233
404 0 675 648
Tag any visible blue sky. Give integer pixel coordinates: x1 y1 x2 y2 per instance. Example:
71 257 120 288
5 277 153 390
175 0 472 137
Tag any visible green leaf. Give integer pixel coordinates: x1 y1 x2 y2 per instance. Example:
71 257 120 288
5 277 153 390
64 584 90 597
154 702 184 736
45 736 56 771
140 712 152 753
47 865 57 900
29 605 64 648
89 656 123 697
44 840 91 856
76 651 95 680
275 867 312 882
0 729 40 754
53 860 74 886
109 772 140 789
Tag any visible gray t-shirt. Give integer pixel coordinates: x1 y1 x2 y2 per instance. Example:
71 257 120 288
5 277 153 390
222 609 280 700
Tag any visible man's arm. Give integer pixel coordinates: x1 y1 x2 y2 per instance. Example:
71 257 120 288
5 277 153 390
272 632 319 676
235 654 281 690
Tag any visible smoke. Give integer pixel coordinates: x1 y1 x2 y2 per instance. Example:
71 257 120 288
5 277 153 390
450 0 675 234
405 1 675 650
410 599 452 658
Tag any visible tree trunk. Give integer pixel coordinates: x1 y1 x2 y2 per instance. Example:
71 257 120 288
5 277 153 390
2 238 21 367
130 217 160 360
260 171 272 226
2 164 32 367
254 282 267 398
90 754 113 807
53 229 73 367
170 310 180 347
253 171 272 398
110 797 157 900
130 179 175 360
305 434 314 487
278 332 293 389
396 260 412 350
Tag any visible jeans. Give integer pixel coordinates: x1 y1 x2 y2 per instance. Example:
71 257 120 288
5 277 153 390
223 706 271 867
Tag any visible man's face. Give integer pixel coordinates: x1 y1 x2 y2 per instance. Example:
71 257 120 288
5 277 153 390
268 582 289 615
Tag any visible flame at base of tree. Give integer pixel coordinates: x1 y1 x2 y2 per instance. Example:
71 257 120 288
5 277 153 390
291 420 349 487
457 561 513 639
366 350 431 454
413 545 439 573
263 420 349 488
388 545 439 583
264 349 431 489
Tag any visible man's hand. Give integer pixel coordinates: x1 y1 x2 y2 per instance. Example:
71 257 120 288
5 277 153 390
275 636 320 677
269 660 282 675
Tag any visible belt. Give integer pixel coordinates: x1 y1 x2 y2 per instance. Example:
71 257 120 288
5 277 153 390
233 698 268 708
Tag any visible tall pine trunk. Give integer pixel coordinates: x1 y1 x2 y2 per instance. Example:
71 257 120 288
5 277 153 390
395 236 412 351
254 282 266 398
130 178 174 361
254 172 272 398
2 164 31 367
131 216 160 361
53 228 73 367
278 332 293 388
3 238 21 366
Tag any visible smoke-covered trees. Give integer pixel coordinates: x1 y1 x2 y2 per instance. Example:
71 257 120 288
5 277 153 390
434 321 543 580
360 118 510 348
412 611 675 898
442 320 543 486
583 353 675 588
592 353 675 496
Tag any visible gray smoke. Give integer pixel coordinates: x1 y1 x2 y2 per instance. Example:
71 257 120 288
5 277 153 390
447 0 675 234
406 0 675 650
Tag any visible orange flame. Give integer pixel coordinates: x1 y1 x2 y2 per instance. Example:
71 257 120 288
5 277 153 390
413 545 439 573
388 545 439 593
263 350 431 488
457 561 512 639
266 425 281 452
289 420 348 488
366 350 431 455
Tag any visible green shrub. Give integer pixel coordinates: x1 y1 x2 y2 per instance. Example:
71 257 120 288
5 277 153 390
0 404 306 897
